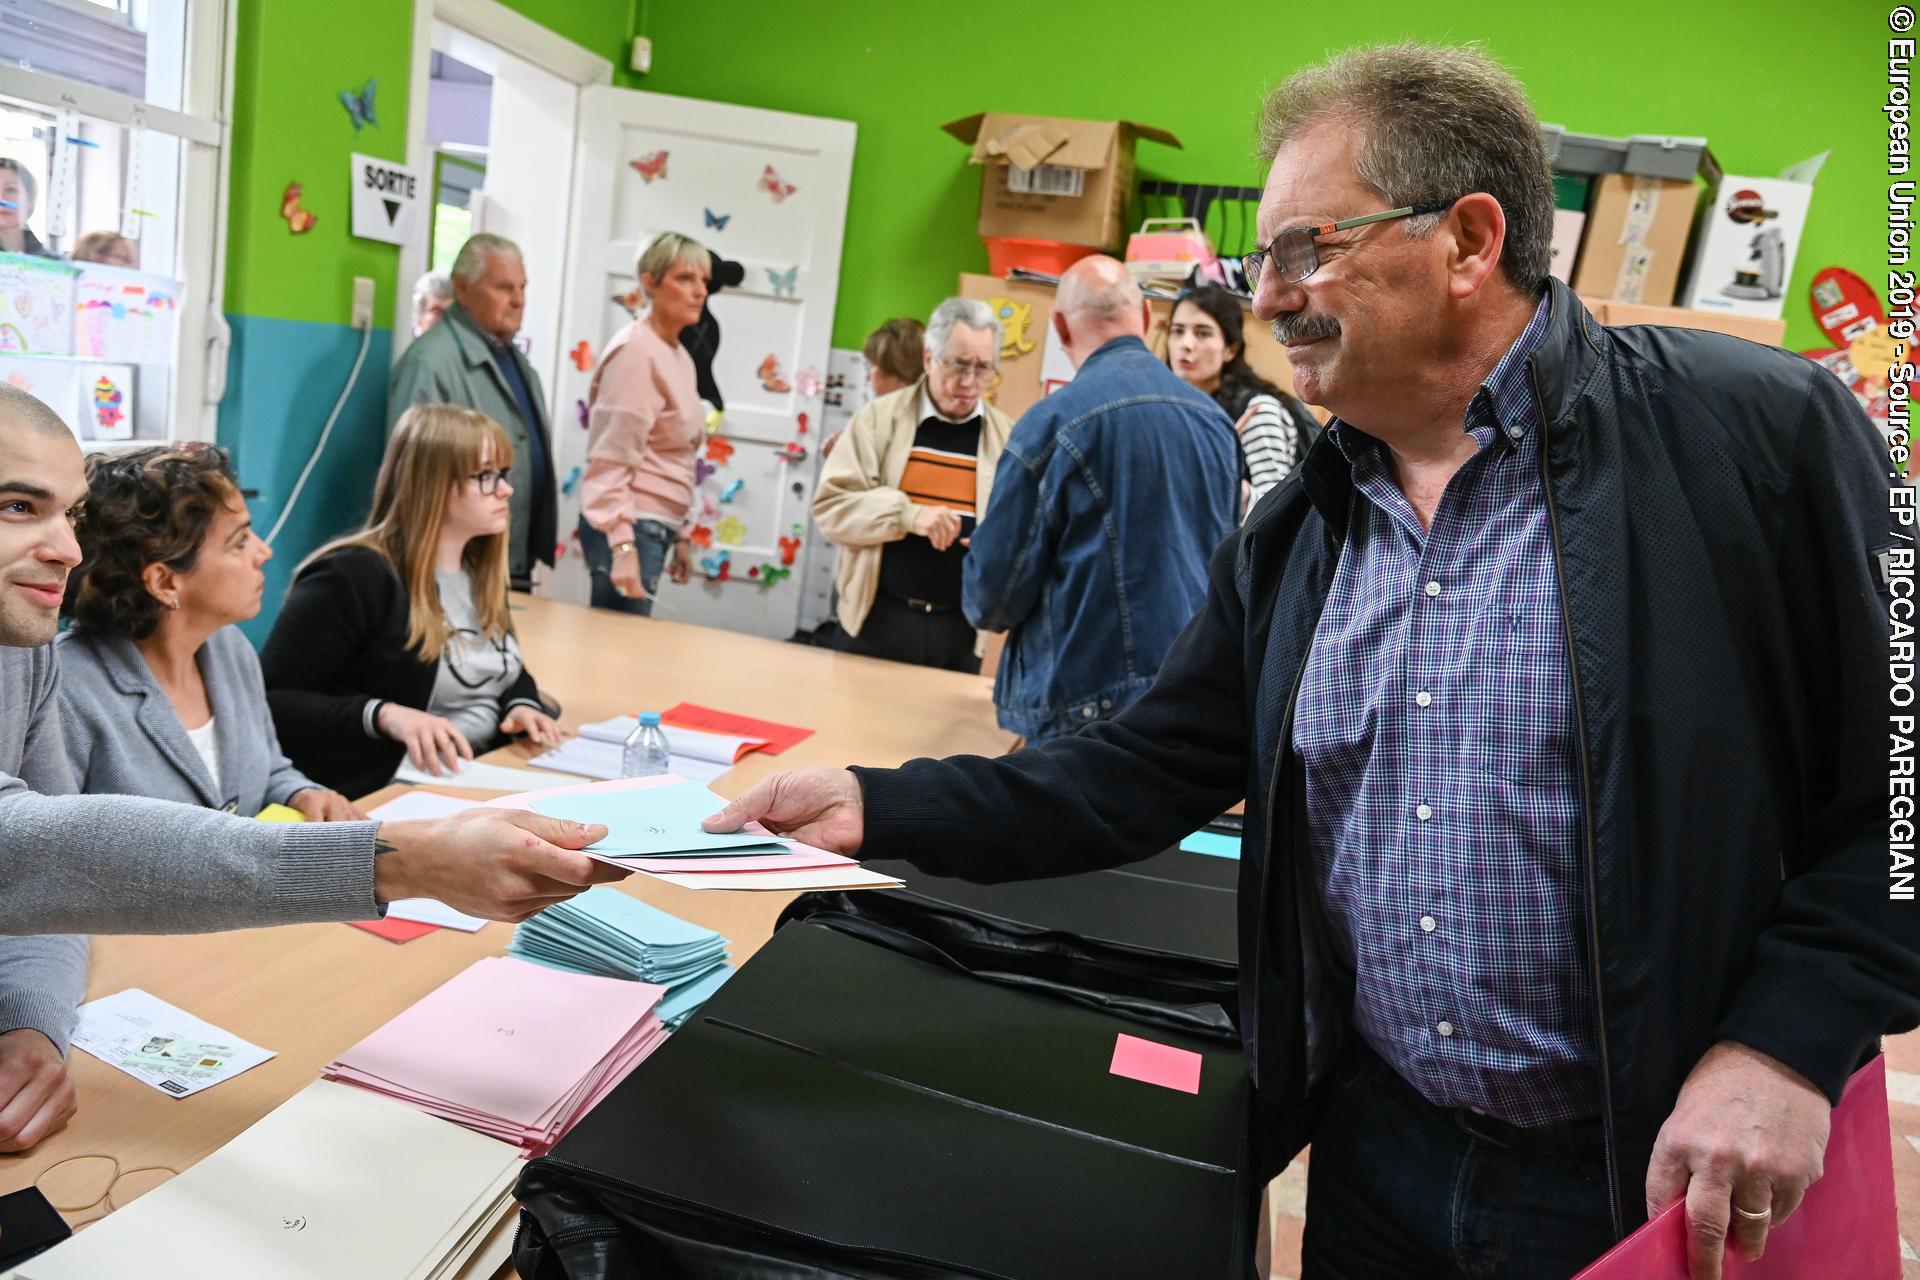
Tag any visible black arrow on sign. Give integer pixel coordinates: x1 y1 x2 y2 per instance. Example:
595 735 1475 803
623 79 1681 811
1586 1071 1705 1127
383 198 401 224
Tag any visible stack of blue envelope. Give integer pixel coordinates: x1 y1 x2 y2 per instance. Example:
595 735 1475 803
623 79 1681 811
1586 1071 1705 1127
510 886 733 1030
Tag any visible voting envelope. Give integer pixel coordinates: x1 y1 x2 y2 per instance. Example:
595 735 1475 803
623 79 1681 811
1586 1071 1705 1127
1573 1055 1900 1279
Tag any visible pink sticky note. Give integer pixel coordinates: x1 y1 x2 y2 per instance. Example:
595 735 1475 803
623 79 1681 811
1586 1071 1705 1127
349 918 440 944
1109 1033 1202 1094
1572 1055 1899 1279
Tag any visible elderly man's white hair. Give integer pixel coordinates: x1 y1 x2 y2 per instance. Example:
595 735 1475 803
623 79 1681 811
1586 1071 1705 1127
922 297 1002 356
411 270 452 315
450 233 523 284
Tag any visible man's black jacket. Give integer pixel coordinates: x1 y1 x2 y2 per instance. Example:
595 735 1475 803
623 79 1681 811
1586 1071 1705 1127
855 279 1918 1238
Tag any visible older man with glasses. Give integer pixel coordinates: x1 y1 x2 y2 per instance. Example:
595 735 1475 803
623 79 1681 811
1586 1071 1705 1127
714 42 1910 1280
812 297 1014 672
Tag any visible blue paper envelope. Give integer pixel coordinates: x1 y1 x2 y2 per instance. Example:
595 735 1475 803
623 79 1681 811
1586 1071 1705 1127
531 782 787 858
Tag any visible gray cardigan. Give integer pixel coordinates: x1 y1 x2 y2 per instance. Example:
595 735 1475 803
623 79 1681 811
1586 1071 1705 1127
1 644 379 939
58 626 319 817
0 646 87 1056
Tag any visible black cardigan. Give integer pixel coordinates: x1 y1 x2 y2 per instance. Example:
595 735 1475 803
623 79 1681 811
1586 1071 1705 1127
261 545 549 797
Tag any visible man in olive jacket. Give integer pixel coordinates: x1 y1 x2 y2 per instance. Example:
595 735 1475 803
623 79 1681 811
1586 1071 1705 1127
387 233 555 588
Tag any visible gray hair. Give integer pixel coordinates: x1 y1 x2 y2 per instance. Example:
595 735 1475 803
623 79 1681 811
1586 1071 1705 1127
411 270 452 316
635 232 709 288
450 233 523 284
1256 42 1555 294
923 297 1002 358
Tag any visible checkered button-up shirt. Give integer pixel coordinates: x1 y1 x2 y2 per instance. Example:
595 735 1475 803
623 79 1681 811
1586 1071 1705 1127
1292 296 1600 1126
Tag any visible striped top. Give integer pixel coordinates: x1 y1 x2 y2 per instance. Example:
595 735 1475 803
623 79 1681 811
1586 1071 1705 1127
1240 394 1305 509
898 438 979 516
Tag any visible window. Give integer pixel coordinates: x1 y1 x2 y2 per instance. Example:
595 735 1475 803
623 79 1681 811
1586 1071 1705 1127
0 0 227 446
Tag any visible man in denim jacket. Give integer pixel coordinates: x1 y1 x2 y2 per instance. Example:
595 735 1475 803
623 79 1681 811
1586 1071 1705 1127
963 256 1241 740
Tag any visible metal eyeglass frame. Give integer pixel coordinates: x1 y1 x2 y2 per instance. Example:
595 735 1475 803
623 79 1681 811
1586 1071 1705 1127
1241 200 1457 290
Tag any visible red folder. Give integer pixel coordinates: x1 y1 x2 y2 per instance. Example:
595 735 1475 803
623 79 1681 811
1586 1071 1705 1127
1574 1055 1900 1279
662 703 814 755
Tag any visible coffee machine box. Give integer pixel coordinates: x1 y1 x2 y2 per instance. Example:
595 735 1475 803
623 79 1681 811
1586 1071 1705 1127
1678 153 1826 321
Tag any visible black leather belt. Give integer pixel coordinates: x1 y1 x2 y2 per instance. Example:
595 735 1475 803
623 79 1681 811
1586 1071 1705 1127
1360 1044 1606 1168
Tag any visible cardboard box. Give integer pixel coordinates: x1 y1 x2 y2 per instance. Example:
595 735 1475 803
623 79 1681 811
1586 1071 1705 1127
1547 173 1589 283
1582 296 1786 348
1676 153 1825 321
943 113 1181 252
957 272 1302 421
1566 136 1720 307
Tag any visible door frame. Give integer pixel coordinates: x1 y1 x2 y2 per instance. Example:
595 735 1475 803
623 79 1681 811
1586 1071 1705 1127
395 0 612 348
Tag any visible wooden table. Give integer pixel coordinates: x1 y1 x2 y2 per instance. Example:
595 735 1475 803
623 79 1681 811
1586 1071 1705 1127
0 596 1013 1240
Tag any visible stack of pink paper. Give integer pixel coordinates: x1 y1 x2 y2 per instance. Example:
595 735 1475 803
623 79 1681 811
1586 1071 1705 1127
323 956 669 1156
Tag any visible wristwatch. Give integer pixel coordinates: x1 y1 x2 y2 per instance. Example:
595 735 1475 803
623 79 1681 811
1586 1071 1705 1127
611 540 637 557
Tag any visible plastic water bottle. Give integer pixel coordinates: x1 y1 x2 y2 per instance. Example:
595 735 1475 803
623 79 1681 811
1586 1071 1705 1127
621 711 671 778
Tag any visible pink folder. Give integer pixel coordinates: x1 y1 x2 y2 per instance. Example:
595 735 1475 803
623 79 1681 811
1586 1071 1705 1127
1573 1055 1900 1279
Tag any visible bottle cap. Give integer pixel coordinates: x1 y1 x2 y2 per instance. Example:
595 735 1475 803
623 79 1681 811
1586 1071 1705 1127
638 711 661 727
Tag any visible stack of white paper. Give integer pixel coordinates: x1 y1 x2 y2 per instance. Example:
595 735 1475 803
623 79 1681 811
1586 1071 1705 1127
394 756 579 791
529 717 757 784
509 885 734 1028
324 956 668 1155
11 1080 521 1280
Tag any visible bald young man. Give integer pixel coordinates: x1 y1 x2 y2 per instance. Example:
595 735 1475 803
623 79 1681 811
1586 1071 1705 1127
0 385 627 938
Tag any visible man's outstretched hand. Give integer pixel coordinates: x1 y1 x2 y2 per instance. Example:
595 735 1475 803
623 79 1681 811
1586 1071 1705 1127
702 768 866 853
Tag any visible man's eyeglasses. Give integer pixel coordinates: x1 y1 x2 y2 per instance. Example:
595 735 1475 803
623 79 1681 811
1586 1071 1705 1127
935 357 996 385
1241 200 1456 291
467 468 510 495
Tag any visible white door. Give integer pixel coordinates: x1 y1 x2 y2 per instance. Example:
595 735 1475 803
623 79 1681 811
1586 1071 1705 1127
550 86 855 640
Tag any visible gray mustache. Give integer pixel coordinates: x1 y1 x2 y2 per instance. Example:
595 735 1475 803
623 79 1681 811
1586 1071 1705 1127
1269 314 1341 344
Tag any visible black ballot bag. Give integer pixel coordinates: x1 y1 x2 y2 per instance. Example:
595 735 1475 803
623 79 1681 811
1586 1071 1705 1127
513 921 1258 1280
776 845 1241 1044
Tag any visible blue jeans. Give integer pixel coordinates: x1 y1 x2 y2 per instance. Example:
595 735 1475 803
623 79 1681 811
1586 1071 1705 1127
579 516 673 617
1299 1044 1618 1280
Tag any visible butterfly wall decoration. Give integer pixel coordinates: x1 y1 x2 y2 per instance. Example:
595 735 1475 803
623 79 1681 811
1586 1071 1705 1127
630 150 668 183
694 458 716 485
689 525 713 549
777 534 803 566
716 515 747 544
759 165 797 203
700 549 732 582
757 354 791 393
339 79 377 132
610 288 642 318
720 478 745 504
570 341 594 371
280 183 316 234
765 266 798 299
705 435 735 465
758 565 792 586
703 208 731 232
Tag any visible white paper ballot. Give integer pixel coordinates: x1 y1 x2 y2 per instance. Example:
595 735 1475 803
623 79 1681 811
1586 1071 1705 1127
529 737 731 785
394 757 577 792
365 791 477 822
70 988 275 1098
385 898 488 932
12 1079 523 1280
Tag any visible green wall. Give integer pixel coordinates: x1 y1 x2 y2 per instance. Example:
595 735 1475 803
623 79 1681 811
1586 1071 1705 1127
222 0 1887 349
635 0 1888 354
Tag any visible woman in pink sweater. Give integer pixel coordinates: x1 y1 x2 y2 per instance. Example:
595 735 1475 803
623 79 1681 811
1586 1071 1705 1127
577 232 711 616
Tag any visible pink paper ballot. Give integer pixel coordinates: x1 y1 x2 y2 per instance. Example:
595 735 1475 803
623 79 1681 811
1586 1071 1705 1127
1573 1055 1899 1279
1109 1033 1203 1094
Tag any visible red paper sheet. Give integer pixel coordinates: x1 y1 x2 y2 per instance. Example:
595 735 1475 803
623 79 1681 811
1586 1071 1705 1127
1573 1056 1899 1279
662 703 814 755
349 918 441 944
1108 1032 1203 1095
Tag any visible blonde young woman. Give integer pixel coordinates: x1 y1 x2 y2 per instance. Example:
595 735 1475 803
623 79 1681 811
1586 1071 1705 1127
577 231 711 616
262 404 563 797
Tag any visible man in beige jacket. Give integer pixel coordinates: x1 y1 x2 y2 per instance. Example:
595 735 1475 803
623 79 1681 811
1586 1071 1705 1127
812 298 1014 672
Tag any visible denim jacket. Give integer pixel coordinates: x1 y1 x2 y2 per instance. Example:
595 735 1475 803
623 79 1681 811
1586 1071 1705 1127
963 336 1240 737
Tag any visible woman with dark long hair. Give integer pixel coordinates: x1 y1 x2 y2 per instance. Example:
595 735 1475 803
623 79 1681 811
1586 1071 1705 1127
1166 284 1318 509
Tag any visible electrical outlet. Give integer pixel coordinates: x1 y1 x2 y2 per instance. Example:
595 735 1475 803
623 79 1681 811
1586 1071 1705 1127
351 276 374 330
630 36 652 74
